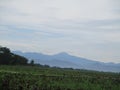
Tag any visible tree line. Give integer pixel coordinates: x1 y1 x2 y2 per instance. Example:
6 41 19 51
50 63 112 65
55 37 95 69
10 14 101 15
0 46 51 67
0 46 28 65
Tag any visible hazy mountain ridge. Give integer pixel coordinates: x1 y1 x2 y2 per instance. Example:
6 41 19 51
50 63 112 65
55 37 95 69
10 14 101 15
13 51 120 72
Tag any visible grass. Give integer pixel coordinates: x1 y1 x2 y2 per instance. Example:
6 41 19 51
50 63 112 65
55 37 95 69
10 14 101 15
0 65 120 90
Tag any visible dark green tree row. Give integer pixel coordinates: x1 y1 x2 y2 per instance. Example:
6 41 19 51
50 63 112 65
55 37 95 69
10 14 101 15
0 46 28 65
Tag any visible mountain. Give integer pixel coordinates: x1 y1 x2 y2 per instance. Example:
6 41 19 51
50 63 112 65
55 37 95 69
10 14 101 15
13 51 120 72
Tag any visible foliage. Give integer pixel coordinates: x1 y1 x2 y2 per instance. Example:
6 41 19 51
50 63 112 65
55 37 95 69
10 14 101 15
0 65 120 90
0 46 28 65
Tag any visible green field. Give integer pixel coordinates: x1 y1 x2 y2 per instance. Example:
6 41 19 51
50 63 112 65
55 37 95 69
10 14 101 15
0 65 120 90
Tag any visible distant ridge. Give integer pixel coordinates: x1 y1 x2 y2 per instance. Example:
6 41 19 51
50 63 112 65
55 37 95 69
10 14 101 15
13 51 120 72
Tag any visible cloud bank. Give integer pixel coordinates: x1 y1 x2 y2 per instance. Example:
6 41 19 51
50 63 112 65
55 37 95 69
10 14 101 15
0 0 120 63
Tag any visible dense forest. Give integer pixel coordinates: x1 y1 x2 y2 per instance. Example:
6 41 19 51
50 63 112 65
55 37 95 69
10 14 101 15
0 46 28 65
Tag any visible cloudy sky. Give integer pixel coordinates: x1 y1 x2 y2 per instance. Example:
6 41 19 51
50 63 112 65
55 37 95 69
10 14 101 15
0 0 120 63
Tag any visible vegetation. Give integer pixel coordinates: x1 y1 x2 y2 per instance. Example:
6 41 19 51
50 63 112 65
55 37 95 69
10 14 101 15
0 46 28 65
0 65 120 90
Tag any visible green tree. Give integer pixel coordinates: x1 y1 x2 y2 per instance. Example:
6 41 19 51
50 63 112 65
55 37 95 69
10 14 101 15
30 60 34 66
0 46 28 65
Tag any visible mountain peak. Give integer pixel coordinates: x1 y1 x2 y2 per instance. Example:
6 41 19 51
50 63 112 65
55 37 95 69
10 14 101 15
12 51 120 72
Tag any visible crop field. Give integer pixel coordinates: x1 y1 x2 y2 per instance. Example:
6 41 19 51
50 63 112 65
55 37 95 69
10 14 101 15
0 65 120 90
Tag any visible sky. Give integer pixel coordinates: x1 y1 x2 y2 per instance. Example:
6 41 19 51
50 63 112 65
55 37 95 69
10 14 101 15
0 0 120 63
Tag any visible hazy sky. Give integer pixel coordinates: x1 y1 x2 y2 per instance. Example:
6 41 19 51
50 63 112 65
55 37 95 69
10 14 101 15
0 0 120 63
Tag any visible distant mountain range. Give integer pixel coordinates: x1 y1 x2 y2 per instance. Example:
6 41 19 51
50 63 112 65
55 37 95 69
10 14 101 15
13 51 120 72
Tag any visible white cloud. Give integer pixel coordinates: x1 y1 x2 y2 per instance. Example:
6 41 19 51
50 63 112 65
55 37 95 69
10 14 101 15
0 0 120 24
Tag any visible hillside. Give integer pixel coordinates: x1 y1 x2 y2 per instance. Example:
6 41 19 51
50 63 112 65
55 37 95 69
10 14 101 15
13 51 120 72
